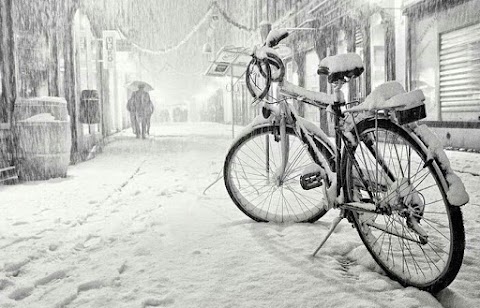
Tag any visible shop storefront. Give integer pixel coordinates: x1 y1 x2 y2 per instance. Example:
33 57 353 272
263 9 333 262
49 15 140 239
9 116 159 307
406 0 480 149
407 0 480 122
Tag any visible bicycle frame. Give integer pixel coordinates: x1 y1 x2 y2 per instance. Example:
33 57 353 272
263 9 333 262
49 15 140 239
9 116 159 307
268 79 425 213
250 72 456 215
263 80 346 207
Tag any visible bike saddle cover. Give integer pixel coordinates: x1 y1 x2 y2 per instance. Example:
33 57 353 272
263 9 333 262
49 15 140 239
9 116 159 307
318 53 364 83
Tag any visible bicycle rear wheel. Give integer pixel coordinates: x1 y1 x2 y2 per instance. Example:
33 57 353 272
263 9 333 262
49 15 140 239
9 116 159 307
224 125 334 223
343 119 464 293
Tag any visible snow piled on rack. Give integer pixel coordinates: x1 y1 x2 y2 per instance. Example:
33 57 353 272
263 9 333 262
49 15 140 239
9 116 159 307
384 89 425 109
349 81 406 112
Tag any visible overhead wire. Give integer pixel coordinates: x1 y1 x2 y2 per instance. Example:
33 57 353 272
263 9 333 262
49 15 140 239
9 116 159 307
118 1 258 55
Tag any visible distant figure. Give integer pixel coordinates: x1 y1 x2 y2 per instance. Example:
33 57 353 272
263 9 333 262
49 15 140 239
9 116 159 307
127 96 136 135
145 100 154 135
129 84 152 139
159 109 170 122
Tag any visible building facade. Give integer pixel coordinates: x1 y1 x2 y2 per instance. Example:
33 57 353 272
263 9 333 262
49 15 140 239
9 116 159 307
216 0 480 149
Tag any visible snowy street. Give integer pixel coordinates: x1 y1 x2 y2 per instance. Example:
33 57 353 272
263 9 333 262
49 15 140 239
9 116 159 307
0 123 479 308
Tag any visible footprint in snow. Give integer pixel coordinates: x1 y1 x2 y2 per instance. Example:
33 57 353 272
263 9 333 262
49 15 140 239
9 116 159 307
12 221 28 226
83 235 102 249
77 280 105 293
49 243 59 251
157 189 170 197
175 186 186 193
34 270 67 286
0 278 14 291
4 258 30 273
118 261 128 274
142 296 175 307
8 286 34 301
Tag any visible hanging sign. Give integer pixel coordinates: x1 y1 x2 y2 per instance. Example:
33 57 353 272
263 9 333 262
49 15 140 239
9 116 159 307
102 30 117 69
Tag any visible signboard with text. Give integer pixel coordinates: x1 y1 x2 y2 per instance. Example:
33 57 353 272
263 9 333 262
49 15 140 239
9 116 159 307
102 31 117 69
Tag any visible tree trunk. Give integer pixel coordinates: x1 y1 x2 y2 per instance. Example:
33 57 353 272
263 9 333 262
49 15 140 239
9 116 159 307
314 37 329 135
293 51 306 117
0 0 17 164
362 20 371 95
47 29 59 96
62 4 79 164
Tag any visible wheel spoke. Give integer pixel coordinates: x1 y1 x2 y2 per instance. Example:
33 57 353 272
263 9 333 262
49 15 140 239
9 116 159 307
344 120 462 291
225 128 330 223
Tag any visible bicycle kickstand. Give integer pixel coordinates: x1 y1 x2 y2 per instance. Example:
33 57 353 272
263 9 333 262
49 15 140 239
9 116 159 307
312 210 344 257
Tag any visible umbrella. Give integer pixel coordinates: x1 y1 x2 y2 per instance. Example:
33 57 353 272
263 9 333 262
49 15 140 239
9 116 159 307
126 80 154 91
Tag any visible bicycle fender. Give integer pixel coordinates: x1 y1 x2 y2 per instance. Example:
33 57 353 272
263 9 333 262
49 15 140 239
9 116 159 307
230 115 274 147
231 114 335 164
407 123 469 206
351 118 467 206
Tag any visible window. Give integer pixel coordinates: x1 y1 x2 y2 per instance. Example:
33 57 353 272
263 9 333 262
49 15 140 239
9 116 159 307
370 13 386 90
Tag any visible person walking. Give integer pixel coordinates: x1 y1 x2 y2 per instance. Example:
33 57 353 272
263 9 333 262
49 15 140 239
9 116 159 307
129 83 152 139
145 99 154 135
127 96 137 135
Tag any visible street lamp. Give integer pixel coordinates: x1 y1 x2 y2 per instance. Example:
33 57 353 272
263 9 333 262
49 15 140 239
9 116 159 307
202 43 213 54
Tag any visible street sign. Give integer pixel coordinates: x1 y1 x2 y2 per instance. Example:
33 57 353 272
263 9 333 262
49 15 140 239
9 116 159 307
102 30 117 69
204 46 251 78
116 40 132 52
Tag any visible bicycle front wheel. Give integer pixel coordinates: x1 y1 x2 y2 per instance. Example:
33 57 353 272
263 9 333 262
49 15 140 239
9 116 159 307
224 125 333 223
343 119 464 293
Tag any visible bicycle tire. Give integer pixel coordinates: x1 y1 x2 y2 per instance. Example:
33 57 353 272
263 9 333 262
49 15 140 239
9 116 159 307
342 119 464 293
224 125 334 223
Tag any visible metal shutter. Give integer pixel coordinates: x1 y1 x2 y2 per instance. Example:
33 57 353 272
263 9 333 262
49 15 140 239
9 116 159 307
439 23 480 121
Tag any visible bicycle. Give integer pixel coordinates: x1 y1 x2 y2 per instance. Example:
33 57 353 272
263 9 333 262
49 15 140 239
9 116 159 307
223 29 469 292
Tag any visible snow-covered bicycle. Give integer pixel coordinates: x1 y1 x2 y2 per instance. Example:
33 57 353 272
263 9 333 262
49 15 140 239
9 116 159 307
223 29 469 292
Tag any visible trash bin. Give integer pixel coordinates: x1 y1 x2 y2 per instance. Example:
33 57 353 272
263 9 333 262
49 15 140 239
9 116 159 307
80 90 100 124
14 97 72 181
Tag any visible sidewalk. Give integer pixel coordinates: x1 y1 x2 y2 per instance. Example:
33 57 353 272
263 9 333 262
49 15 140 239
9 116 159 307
0 121 478 308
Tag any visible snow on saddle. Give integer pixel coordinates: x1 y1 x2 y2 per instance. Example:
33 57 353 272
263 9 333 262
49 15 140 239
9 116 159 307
317 53 364 83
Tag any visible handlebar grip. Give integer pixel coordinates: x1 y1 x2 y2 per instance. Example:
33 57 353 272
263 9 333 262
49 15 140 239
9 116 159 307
268 32 289 48
317 66 329 76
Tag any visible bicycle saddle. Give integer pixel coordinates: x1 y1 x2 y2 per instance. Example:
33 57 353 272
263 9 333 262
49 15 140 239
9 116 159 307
317 53 364 83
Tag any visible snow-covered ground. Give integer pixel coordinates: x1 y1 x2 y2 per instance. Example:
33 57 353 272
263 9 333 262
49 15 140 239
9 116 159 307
0 122 479 308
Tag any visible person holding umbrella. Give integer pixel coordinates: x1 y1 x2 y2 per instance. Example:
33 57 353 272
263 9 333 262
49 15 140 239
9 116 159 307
127 95 137 135
127 81 153 139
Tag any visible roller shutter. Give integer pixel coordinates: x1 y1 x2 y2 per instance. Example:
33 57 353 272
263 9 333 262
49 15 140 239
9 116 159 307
439 23 480 121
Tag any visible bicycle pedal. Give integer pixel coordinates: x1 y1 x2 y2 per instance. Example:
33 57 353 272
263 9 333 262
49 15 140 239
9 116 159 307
300 173 323 190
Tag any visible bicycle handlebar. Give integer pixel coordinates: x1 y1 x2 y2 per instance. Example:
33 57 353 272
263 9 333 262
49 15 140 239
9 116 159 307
266 29 289 47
